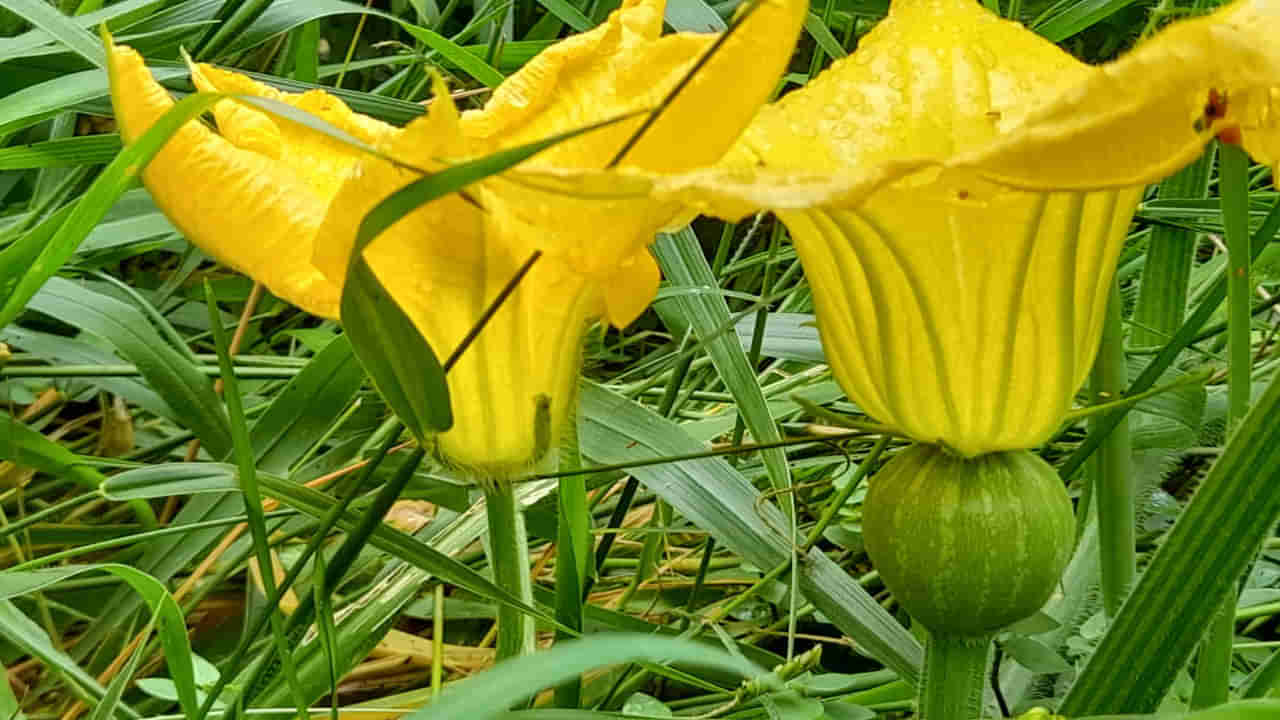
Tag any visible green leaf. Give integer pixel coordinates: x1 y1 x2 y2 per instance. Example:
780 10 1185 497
579 381 923 681
664 0 726 31
654 228 791 503
25 278 233 459
102 462 549 623
397 23 505 87
735 312 823 364
1060 367 1280 714
0 600 127 717
341 259 452 441
0 135 123 170
0 92 222 329
405 634 763 720
803 11 846 59
1031 0 1143 42
0 563 200 719
249 333 365 474
0 0 106 68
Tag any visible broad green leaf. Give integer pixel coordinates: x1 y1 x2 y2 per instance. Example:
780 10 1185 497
0 565 198 719
654 229 792 502
249 333 365 474
1060 367 1280 714
405 634 763 720
1 0 106 68
25 278 233 458
0 92 222 329
579 381 923 681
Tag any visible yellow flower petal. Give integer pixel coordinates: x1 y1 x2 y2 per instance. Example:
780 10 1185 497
602 247 661 327
188 60 397 205
314 83 604 473
464 0 805 173
454 0 806 287
468 0 810 168
106 41 340 317
954 0 1280 189
784 180 1143 456
649 0 1277 454
736 0 1090 176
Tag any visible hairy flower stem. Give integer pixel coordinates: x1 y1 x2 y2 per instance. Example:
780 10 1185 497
918 631 992 720
484 482 536 660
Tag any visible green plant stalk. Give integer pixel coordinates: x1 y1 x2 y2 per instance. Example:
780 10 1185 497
1131 151 1214 349
1193 140 1253 708
1059 358 1280 715
1222 143 1254 431
484 482 537 660
1092 279 1135 618
1193 596 1236 708
918 631 991 720
554 411 590 707
204 284 308 717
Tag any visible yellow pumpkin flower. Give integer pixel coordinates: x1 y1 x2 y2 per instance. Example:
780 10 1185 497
642 0 1277 457
106 0 806 474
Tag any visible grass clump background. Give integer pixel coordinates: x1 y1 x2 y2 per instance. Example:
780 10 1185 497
0 0 1279 718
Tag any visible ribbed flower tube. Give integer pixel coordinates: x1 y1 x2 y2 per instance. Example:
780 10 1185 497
783 182 1142 457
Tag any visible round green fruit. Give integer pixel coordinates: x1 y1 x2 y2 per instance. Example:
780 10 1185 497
862 443 1075 636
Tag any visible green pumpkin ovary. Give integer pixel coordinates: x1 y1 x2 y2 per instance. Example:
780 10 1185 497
862 443 1075 636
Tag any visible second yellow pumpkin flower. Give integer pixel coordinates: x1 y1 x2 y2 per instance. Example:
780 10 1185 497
106 0 807 475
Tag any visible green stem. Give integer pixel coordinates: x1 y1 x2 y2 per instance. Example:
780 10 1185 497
554 412 589 707
918 631 992 720
484 482 536 660
1191 595 1235 708
1092 279 1135 617
1193 139 1253 708
1222 142 1253 431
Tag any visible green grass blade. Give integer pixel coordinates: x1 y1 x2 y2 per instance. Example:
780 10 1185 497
0 600 128 717
1059 366 1280 714
204 281 308 715
249 334 365 474
0 135 122 170
1 0 106 68
405 634 763 720
25 278 233 459
0 92 221 326
653 229 792 498
1131 150 1214 349
579 381 923 681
